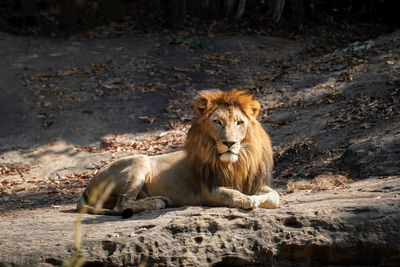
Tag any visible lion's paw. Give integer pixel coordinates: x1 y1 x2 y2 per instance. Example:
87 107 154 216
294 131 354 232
153 199 167 209
151 196 173 209
256 192 280 209
159 196 173 207
233 196 260 209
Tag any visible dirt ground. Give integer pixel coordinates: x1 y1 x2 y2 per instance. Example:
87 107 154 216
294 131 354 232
1 27 399 212
0 24 399 266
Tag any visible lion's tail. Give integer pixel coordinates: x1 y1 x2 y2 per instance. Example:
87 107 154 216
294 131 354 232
76 189 122 216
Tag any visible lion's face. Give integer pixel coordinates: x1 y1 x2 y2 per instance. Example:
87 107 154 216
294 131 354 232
185 89 274 193
191 90 262 164
208 106 248 163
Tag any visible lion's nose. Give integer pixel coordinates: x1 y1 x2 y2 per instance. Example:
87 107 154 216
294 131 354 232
223 141 236 148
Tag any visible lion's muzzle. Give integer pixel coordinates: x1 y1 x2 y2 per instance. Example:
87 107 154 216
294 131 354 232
217 140 241 163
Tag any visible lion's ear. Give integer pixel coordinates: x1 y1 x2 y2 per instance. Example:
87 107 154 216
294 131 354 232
194 96 210 115
194 90 219 115
249 100 260 118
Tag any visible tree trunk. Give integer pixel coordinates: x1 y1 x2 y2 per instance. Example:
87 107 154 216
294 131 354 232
224 0 235 16
270 0 285 23
166 0 186 28
289 0 304 25
235 0 246 19
208 0 222 19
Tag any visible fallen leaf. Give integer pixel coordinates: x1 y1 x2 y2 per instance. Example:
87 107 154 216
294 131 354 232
111 46 124 50
139 116 155 124
49 53 62 57
173 66 192 72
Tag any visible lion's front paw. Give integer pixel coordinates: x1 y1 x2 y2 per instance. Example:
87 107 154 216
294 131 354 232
153 199 167 209
148 196 173 209
233 196 260 209
158 196 173 208
257 192 280 209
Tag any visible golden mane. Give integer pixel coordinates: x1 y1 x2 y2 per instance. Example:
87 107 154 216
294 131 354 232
184 90 273 195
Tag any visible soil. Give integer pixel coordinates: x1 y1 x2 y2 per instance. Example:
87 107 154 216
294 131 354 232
0 24 399 266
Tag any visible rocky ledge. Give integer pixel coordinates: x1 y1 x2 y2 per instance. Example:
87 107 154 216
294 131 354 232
0 176 399 267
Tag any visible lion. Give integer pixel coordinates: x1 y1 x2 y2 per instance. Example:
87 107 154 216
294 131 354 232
77 89 279 217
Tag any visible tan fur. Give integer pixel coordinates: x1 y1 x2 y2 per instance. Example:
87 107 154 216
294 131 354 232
77 90 279 216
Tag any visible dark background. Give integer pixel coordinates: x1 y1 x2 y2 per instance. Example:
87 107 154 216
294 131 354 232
0 0 398 37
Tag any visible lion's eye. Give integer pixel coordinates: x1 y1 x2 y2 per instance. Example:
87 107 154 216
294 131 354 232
237 120 244 126
213 120 222 126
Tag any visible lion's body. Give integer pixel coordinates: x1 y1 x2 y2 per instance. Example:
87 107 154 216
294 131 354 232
77 90 279 216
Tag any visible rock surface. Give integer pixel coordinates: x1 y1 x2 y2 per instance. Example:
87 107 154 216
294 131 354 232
341 125 400 178
0 177 399 266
